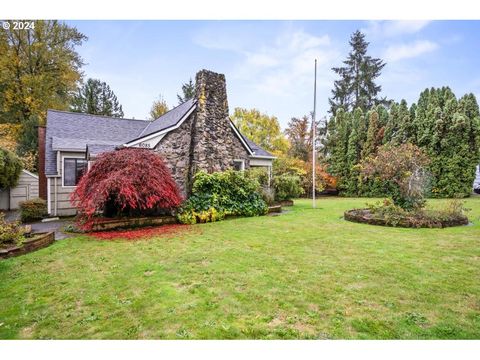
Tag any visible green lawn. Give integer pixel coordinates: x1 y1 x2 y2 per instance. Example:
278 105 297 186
1 197 479 339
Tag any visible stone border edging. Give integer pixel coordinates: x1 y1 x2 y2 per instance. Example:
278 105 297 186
344 208 469 228
90 215 178 232
0 232 55 259
268 205 282 213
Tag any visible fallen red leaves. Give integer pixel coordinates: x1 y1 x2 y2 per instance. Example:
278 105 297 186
89 224 190 241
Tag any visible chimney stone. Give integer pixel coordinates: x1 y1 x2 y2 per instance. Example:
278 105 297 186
186 70 250 193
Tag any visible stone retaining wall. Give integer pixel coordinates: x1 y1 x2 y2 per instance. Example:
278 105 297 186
90 215 178 232
0 231 55 259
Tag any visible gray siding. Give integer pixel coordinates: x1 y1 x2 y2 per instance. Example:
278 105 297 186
0 170 39 210
48 151 85 216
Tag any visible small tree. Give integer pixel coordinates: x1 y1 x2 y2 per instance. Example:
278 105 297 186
232 107 289 155
359 143 430 210
149 94 169 120
71 148 182 230
0 147 22 189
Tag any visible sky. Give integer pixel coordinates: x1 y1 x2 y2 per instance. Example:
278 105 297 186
67 20 480 128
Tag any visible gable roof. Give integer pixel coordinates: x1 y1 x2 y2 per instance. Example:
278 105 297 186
126 100 274 158
139 99 196 138
242 136 274 158
45 102 274 175
45 110 148 175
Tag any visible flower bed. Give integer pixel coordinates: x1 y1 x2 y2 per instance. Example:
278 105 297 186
0 232 55 259
344 208 469 228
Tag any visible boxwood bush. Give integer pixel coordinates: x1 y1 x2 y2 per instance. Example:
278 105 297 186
178 170 268 224
19 198 47 223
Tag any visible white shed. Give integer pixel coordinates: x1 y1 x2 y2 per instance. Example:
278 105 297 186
0 170 39 210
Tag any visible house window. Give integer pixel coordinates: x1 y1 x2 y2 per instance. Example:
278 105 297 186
233 159 245 171
63 158 87 186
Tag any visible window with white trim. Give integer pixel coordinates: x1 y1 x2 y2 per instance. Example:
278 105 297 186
233 159 245 171
63 158 87 186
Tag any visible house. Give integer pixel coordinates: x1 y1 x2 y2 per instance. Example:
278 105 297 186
0 169 39 211
38 69 275 216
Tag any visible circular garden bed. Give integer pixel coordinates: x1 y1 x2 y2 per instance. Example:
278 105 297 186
344 208 469 228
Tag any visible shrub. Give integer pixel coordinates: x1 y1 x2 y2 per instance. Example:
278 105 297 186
0 212 25 246
178 170 267 224
71 148 183 230
273 174 304 201
359 143 430 210
245 168 275 205
273 156 336 198
19 198 47 222
0 147 22 189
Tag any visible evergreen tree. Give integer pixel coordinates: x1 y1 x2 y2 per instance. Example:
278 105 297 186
71 78 124 117
329 30 386 115
355 107 368 154
177 78 195 104
362 110 381 159
347 108 364 166
384 102 399 144
326 86 480 198
412 87 480 197
326 109 352 192
345 115 361 194
0 147 22 189
394 100 413 144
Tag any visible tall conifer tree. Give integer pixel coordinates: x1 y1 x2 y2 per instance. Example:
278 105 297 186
329 30 386 115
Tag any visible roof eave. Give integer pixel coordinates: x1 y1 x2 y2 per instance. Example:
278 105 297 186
250 154 276 160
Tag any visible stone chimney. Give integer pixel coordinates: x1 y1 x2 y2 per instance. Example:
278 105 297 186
189 70 230 175
186 69 250 194
37 125 47 200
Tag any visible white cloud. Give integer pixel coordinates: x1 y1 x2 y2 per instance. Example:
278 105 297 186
193 26 341 123
383 40 438 62
363 20 431 38
212 29 337 97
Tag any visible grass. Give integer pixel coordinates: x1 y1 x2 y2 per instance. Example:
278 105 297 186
1 197 479 339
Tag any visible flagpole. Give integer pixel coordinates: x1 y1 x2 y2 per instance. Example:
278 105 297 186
312 59 317 209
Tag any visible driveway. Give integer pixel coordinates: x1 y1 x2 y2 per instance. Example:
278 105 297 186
2 210 20 222
2 210 74 240
30 219 74 240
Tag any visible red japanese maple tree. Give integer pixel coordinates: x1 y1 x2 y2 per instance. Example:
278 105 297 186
71 148 182 230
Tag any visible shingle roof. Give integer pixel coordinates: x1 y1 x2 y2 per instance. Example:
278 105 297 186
137 99 196 139
45 110 148 175
45 101 274 175
242 136 274 158
86 144 119 158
